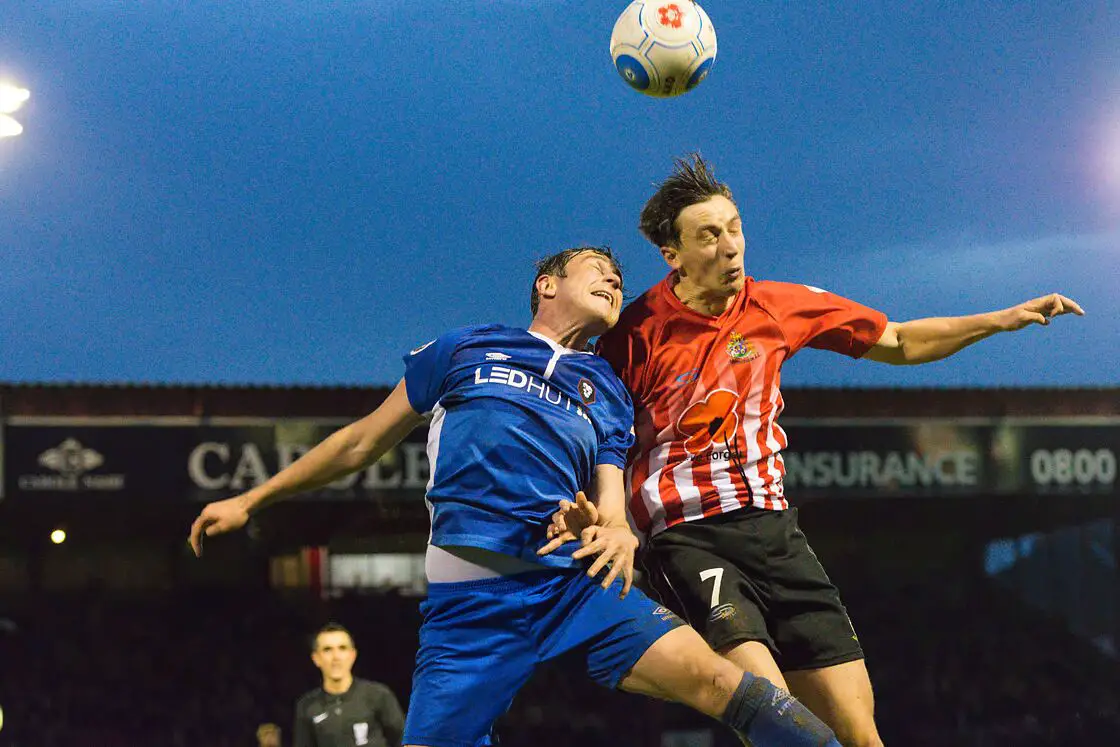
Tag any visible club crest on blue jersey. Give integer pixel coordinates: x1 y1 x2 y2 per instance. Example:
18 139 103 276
578 378 596 405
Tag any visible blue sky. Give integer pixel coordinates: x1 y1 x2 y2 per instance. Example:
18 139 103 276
1 1 1117 387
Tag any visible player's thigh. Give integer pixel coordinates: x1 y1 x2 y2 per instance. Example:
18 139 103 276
766 508 864 672
785 659 882 747
720 639 788 691
403 582 537 747
536 571 688 692
643 525 774 655
556 574 782 713
618 624 745 717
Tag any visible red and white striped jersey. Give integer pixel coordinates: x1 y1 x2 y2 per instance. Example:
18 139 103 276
597 273 887 538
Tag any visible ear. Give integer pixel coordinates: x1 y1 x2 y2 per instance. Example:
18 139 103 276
659 245 681 271
535 274 558 304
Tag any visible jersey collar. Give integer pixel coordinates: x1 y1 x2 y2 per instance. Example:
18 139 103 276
658 270 752 323
526 329 593 355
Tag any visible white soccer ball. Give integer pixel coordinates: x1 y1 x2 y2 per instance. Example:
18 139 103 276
610 1 717 98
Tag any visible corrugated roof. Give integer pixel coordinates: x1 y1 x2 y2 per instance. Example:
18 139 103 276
2 381 1117 393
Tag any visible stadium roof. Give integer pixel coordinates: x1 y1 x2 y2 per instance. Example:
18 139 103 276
2 382 1116 419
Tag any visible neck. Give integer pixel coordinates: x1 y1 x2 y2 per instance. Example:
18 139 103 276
673 274 737 316
323 674 353 695
527 317 595 351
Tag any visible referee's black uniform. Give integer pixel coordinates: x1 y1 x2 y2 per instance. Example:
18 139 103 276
293 678 404 747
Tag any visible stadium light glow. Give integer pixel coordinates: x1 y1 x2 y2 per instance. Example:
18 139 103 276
0 83 29 114
0 114 23 138
0 83 29 138
50 528 67 545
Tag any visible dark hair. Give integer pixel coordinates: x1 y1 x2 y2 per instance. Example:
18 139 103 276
639 153 735 248
310 622 353 652
530 246 623 315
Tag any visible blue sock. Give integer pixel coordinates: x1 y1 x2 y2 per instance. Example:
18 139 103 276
720 673 841 747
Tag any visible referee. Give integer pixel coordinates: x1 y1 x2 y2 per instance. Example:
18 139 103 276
293 623 404 747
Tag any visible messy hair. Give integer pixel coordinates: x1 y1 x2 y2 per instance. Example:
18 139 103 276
639 154 735 248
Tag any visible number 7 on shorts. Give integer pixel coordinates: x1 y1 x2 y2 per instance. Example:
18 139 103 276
699 568 724 609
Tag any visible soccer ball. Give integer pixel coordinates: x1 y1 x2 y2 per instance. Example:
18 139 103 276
610 1 717 98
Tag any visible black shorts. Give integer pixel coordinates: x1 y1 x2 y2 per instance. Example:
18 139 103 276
639 506 863 672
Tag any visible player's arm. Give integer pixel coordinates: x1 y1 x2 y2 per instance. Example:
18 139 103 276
570 464 640 598
188 379 425 555
589 463 632 531
864 293 1084 366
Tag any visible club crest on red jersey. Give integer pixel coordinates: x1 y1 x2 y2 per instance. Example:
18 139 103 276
726 332 759 362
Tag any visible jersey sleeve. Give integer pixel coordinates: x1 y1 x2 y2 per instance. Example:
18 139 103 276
596 373 636 469
761 282 888 358
401 328 469 414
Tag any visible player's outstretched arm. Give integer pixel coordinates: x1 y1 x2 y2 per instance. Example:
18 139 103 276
864 292 1084 366
188 379 425 556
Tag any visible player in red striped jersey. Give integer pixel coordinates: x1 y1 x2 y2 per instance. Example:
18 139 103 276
550 155 1083 746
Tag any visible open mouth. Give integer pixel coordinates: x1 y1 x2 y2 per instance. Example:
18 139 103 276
591 290 615 305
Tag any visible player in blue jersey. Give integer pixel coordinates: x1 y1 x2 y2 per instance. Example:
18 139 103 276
188 246 842 747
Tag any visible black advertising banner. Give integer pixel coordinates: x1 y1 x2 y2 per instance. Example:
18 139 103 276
1 418 1116 504
780 420 1118 499
1 420 430 505
1008 424 1119 495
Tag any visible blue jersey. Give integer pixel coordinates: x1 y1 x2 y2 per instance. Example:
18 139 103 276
402 324 635 568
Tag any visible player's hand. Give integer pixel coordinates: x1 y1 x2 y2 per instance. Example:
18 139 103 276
999 293 1084 331
572 525 639 599
188 495 251 557
537 491 600 557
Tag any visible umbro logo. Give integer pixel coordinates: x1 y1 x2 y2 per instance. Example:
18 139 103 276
709 602 736 622
485 352 511 361
410 340 435 355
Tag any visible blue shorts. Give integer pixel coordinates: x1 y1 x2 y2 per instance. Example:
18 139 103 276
401 568 685 747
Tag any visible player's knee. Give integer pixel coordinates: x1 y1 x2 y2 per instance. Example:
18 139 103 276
689 651 750 714
826 706 881 747
833 724 883 747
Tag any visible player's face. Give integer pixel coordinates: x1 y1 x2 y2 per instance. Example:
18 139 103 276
663 195 746 297
311 631 357 683
552 251 624 334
